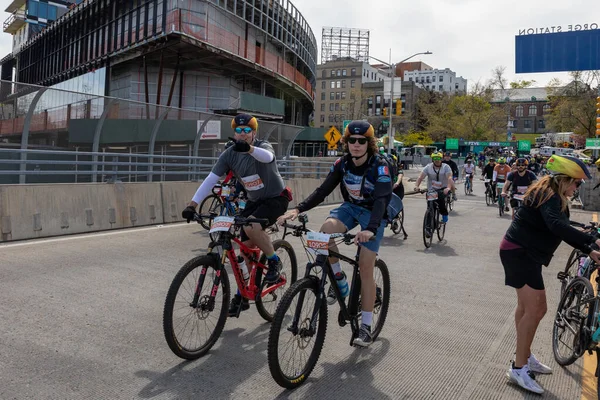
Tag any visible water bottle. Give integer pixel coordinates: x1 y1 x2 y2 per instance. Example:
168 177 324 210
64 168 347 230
237 256 250 285
335 272 349 298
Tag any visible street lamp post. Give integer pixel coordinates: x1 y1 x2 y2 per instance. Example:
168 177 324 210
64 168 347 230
369 51 432 154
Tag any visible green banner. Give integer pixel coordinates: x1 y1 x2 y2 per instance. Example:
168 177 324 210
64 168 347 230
462 141 512 147
518 140 531 151
446 138 459 150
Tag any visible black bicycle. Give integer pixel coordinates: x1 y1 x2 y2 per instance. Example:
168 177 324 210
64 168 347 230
557 221 600 295
267 214 390 389
420 189 446 248
484 179 496 206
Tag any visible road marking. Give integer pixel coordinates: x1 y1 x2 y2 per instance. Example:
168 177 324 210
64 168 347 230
0 203 338 248
582 269 598 400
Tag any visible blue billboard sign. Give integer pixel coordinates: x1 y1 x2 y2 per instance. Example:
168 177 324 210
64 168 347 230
515 29 600 73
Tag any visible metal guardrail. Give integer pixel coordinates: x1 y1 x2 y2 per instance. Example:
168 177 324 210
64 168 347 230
0 148 333 184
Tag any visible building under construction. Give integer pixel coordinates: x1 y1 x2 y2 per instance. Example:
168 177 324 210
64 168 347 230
0 0 317 146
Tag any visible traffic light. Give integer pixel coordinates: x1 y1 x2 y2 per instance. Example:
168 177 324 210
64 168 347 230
596 96 600 136
383 107 387 117
395 99 402 116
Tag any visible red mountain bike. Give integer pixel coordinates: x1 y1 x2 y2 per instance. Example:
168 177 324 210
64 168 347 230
163 213 297 359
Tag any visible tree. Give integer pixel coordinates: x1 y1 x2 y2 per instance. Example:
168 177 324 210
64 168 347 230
510 79 536 89
546 71 600 137
397 131 433 146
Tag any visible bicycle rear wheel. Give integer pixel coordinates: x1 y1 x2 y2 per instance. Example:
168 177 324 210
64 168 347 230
199 194 222 230
436 210 446 241
552 277 594 366
163 255 230 359
268 278 327 389
561 249 583 295
422 207 434 248
255 239 298 322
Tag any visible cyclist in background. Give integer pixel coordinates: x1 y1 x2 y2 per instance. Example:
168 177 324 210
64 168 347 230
182 113 291 316
494 157 512 212
442 152 459 200
414 152 455 224
482 158 497 202
278 121 392 347
502 158 537 219
462 159 476 193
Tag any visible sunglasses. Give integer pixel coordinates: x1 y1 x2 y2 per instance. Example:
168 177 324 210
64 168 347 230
575 180 583 188
235 127 253 134
347 137 368 145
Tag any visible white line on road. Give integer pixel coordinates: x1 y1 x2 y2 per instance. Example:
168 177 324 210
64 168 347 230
0 203 339 248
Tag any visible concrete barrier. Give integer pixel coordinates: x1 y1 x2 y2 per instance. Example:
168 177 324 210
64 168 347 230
0 182 163 242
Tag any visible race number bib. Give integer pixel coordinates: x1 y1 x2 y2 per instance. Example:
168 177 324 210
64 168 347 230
306 232 331 256
517 186 528 194
344 182 364 200
513 194 524 201
426 191 439 200
431 180 442 189
484 179 491 183
241 174 265 191
209 216 235 233
221 186 231 196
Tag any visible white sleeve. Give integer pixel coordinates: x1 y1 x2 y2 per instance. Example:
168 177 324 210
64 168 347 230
191 172 221 204
250 146 275 163
492 171 497 181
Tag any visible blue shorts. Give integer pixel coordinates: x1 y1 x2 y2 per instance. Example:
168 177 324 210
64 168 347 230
328 202 386 254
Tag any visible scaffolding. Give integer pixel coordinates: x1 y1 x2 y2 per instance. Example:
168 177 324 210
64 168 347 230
321 27 370 64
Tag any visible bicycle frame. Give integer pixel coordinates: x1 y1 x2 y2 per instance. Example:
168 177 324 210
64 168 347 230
289 236 364 346
201 228 289 310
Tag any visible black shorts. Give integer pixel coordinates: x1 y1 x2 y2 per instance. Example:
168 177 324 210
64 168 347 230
393 183 405 200
500 248 544 290
239 195 289 241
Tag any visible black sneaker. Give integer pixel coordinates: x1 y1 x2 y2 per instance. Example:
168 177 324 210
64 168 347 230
228 294 249 317
265 258 282 283
504 206 510 212
353 324 373 347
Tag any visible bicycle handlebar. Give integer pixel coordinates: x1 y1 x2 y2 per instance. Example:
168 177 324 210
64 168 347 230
194 212 268 226
280 221 374 244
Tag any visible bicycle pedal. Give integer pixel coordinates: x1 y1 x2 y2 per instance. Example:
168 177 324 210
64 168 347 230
557 272 568 281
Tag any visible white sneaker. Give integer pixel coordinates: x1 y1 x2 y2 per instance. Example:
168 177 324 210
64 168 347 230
528 353 553 374
506 364 544 394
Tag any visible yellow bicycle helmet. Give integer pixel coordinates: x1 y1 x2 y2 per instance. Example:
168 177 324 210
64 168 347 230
431 152 443 161
546 155 591 179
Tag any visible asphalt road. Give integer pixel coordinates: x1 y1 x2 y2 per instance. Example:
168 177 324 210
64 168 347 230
0 179 594 399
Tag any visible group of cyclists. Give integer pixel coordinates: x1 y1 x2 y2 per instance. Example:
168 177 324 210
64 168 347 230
178 113 595 394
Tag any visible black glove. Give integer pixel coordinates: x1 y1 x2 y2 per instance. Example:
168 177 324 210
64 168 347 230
231 138 251 153
182 205 196 223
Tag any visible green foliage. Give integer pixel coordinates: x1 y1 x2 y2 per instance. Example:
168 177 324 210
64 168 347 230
398 131 434 146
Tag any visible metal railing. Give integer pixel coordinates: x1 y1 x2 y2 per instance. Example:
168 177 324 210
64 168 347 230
0 148 333 184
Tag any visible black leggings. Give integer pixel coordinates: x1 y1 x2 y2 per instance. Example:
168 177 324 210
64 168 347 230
393 183 405 199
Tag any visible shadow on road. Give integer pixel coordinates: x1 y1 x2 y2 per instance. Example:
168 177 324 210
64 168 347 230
416 243 458 257
273 337 393 399
135 323 271 399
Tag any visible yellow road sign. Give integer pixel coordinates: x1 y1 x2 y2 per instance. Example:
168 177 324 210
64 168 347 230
324 126 341 145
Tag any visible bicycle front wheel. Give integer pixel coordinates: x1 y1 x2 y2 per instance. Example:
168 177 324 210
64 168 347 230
422 207 434 248
256 239 298 322
198 194 222 230
464 182 468 195
437 211 446 241
498 197 504 217
371 259 391 340
163 255 230 359
268 278 327 389
552 277 594 366
485 188 492 206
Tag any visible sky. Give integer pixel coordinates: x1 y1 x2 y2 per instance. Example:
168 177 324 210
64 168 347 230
0 0 597 89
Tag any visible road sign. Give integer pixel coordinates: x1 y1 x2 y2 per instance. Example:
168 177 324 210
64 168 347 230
518 140 531 151
586 138 600 149
446 138 459 150
382 120 390 127
343 120 351 133
324 126 341 145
